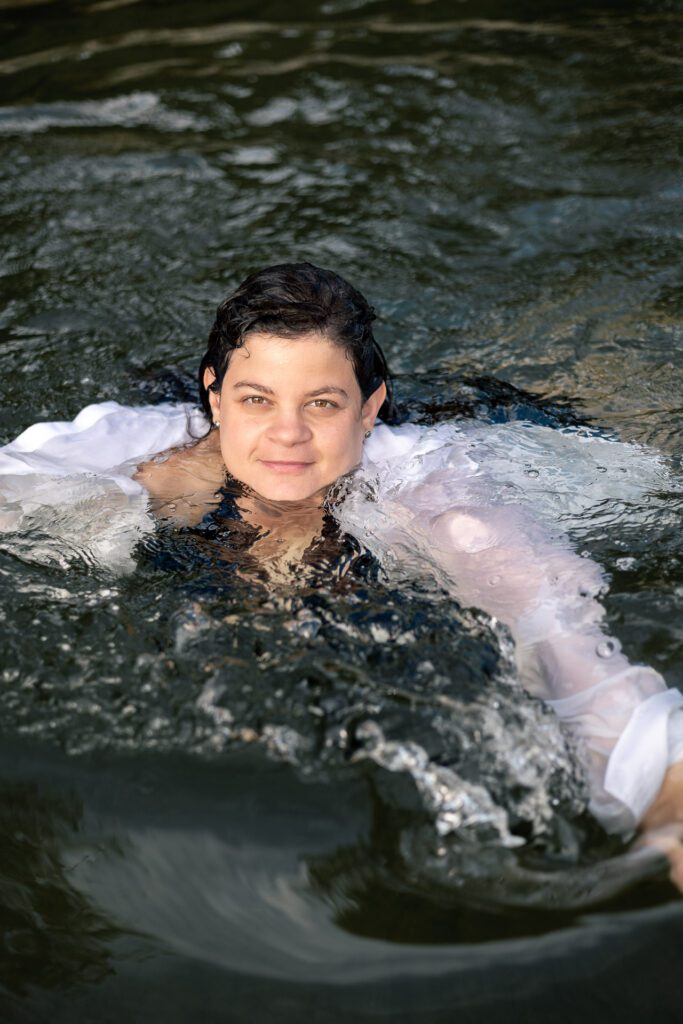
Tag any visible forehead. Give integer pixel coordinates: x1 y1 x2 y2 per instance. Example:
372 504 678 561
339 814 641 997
225 331 358 385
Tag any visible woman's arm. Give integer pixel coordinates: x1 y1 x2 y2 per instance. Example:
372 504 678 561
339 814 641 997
424 503 683 842
642 763 683 830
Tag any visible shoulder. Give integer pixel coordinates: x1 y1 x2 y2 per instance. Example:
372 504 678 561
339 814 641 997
134 430 225 522
430 508 497 553
364 421 464 465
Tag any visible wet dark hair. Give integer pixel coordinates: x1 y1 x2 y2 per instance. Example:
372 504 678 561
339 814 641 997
198 262 394 421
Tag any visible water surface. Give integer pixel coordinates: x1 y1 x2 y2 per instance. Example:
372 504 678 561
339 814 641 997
1 1 683 1020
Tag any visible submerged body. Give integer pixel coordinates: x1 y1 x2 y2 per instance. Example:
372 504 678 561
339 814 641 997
3 261 683 884
2 395 683 855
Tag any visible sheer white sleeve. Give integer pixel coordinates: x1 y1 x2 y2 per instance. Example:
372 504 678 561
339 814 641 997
0 401 206 569
426 503 683 835
357 422 683 836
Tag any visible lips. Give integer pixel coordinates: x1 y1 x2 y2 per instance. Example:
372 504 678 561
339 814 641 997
259 460 314 474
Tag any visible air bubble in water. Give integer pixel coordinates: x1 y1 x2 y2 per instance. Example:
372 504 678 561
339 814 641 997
596 639 616 659
488 575 501 586
298 620 321 640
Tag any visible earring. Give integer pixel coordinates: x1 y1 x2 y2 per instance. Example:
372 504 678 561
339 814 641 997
364 430 372 439
214 420 220 428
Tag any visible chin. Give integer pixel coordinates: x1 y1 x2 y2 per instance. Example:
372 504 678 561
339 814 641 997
256 481 326 503
232 469 324 503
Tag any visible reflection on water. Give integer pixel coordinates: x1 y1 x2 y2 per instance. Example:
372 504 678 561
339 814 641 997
0 778 114 997
2 0 683 1018
1 743 681 1024
1 377 681 1019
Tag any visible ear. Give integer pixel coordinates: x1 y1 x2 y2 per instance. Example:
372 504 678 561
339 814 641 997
361 381 387 432
203 367 221 425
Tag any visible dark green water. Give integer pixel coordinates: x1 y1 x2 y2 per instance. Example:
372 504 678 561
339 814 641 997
2 1 683 1020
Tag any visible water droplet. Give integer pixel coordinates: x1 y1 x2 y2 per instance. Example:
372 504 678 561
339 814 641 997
370 623 391 643
298 620 320 640
616 556 636 571
488 575 501 586
596 639 616 659
356 720 382 745
525 468 539 478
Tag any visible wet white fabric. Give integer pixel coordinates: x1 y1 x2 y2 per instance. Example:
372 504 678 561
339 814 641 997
357 420 683 835
0 401 206 569
0 401 206 487
605 688 683 826
2 402 681 832
364 419 675 540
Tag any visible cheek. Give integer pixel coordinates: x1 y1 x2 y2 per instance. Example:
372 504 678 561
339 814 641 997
325 420 363 465
220 412 259 443
217 416 253 469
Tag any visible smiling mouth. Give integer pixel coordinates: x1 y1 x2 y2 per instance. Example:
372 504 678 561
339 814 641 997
259 460 314 473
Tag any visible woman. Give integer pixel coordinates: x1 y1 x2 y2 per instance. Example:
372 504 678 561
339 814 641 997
135 262 390 571
3 261 683 878
136 261 683 881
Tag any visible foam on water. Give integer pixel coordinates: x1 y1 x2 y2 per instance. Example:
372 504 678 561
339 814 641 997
0 92 208 135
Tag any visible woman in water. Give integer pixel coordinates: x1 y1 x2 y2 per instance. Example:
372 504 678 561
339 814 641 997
134 262 390 575
135 261 683 883
0 259 675 881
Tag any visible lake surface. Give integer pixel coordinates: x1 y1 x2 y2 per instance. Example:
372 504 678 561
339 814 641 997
2 0 683 1020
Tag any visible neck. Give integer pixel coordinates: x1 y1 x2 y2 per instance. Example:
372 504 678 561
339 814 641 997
234 489 326 575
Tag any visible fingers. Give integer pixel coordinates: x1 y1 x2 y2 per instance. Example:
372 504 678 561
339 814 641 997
636 823 683 892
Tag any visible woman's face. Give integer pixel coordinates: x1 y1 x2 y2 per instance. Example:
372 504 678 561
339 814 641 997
205 331 386 502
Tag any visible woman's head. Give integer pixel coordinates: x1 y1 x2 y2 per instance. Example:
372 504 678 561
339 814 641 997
199 262 392 419
199 263 392 502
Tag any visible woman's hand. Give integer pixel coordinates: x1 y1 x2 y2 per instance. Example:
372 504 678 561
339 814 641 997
638 761 683 891
637 824 683 891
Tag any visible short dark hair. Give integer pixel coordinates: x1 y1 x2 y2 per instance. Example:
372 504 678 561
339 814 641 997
198 262 394 421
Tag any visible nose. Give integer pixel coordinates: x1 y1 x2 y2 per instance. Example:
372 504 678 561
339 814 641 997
266 407 313 447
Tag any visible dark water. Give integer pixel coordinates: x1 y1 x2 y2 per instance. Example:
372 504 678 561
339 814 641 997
2 1 683 1020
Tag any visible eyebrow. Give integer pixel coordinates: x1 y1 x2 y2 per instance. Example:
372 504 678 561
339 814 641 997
306 386 349 399
232 381 275 394
232 381 349 399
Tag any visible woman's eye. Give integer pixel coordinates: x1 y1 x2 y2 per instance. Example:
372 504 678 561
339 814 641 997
243 395 269 405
